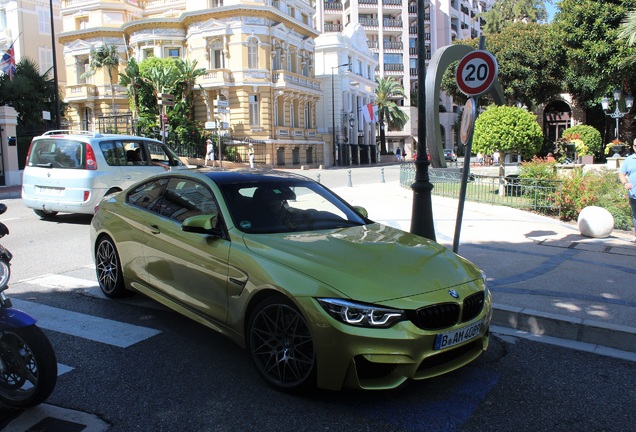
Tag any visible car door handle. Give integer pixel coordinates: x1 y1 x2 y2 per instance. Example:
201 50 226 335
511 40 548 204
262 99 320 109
147 224 160 235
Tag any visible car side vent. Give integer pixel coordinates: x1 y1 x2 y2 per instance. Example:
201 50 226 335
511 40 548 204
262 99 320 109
412 303 460 330
462 292 485 323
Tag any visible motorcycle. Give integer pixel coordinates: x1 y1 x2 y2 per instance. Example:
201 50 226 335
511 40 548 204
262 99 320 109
0 203 57 407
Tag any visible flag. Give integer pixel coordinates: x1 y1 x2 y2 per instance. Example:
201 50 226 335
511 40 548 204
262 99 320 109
362 102 378 124
0 42 16 80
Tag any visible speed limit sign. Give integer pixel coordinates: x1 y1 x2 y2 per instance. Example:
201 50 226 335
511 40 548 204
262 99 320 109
456 50 498 97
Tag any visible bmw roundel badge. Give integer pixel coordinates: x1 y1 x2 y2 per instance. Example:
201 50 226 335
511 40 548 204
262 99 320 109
448 289 460 299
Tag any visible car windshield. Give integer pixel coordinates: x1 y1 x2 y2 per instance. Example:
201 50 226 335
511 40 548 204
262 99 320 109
219 179 367 234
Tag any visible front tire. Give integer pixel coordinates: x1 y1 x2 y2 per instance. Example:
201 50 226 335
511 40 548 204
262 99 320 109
0 325 57 407
95 236 129 298
247 296 316 391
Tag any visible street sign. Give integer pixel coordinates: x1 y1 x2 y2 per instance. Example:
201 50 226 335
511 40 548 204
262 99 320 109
205 121 215 130
214 107 230 115
158 93 175 106
456 50 498 97
214 99 229 107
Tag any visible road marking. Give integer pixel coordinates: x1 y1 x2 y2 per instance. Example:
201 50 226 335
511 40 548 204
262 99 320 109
12 299 161 348
4 404 110 432
21 274 98 289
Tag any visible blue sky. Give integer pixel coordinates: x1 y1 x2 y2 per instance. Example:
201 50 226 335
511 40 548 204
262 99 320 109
546 1 558 22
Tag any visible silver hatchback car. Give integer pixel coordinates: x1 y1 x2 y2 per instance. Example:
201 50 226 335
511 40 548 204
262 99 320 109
23 131 189 218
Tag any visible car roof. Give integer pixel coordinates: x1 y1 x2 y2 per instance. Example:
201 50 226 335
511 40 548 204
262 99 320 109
35 131 162 143
201 169 313 186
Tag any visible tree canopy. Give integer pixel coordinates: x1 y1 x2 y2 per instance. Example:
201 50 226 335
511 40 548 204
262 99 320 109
478 0 549 33
374 77 408 154
473 105 543 160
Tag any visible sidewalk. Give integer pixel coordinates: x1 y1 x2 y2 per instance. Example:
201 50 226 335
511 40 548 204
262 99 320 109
3 179 635 359
330 181 636 359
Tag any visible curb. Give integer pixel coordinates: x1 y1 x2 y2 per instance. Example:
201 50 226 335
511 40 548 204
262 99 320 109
492 303 636 354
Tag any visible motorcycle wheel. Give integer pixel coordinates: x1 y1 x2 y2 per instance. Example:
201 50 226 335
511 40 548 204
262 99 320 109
0 325 57 407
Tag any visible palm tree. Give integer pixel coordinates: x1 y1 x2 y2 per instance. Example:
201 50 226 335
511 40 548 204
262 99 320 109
82 44 120 116
375 77 408 154
118 57 143 119
175 58 206 121
619 10 636 66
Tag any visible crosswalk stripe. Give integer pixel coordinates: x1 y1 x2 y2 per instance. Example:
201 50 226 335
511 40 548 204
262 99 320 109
21 274 97 289
11 299 161 348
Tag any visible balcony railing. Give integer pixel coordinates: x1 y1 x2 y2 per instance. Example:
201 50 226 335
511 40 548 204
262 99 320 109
272 70 322 92
383 19 403 28
384 41 403 50
360 18 379 27
324 23 343 32
197 69 232 87
384 63 404 72
359 0 378 4
324 1 343 11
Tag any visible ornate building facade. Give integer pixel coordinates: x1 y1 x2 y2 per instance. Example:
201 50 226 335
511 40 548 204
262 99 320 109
59 0 326 167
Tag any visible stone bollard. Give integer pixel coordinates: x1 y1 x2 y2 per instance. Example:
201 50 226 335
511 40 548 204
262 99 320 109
348 170 352 187
578 206 614 238
316 173 321 184
381 168 385 183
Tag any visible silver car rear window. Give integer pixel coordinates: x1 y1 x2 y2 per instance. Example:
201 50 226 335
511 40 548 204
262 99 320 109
28 139 85 169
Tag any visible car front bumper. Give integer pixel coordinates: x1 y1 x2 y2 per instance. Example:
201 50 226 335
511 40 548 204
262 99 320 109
297 290 492 391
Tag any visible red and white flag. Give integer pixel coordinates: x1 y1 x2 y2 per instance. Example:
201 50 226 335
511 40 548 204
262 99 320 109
362 102 378 124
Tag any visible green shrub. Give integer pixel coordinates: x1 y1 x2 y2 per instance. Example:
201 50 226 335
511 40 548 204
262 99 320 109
562 125 602 155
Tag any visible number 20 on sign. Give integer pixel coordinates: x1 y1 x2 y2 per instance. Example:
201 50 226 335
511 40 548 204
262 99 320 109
455 50 498 97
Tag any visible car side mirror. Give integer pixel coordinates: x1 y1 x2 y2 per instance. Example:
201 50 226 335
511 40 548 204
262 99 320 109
353 206 368 218
182 213 221 235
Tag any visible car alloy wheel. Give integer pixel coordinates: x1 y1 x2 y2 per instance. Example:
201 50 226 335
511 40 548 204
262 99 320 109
95 237 128 298
248 296 316 391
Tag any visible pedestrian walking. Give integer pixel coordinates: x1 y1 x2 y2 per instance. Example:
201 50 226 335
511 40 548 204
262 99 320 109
205 139 215 167
248 144 255 168
395 147 401 162
619 138 636 242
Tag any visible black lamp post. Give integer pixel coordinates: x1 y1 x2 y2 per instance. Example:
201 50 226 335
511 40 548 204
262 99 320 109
50 0 61 129
410 0 436 241
331 62 350 166
601 86 634 141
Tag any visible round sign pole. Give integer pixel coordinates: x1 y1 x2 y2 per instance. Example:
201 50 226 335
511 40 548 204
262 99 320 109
453 98 478 254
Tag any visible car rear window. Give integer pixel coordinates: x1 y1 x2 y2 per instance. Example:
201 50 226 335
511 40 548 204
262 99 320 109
27 139 86 169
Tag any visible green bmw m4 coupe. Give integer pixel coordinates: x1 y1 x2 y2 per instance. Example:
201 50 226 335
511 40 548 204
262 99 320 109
90 169 491 391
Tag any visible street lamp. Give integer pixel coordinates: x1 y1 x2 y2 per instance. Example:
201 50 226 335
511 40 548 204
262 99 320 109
331 62 350 166
601 86 634 140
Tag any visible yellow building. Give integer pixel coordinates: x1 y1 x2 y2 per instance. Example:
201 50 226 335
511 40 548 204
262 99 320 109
59 0 326 167
0 0 66 120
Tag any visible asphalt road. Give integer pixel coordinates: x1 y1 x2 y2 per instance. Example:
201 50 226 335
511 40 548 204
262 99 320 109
0 169 634 431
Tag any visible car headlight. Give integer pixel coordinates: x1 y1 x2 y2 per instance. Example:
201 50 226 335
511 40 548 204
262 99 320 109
317 298 405 328
0 260 10 290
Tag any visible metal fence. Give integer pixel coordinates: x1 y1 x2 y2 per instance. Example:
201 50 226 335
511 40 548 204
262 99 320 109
400 163 562 215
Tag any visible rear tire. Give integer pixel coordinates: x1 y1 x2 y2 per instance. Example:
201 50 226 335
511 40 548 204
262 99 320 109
0 325 57 407
33 209 58 219
95 236 129 298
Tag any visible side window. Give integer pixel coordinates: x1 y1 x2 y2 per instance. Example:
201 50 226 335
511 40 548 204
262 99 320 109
128 178 169 211
147 142 171 165
156 178 218 222
99 141 126 166
123 141 149 166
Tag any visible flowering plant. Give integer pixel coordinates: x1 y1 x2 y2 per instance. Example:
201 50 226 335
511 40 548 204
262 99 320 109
569 138 589 156
604 139 625 155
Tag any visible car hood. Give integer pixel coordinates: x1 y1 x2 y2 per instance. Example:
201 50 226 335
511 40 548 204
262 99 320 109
242 223 482 303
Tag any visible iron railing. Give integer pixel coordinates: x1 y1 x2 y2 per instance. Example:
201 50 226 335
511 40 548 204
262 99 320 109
400 164 562 215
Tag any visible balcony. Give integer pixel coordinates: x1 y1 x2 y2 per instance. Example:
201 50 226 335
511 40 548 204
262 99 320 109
272 70 322 93
384 63 404 76
324 1 343 11
197 70 232 88
384 41 403 50
359 0 378 4
382 0 402 8
383 19 403 29
324 23 343 32
360 18 379 27
65 84 98 101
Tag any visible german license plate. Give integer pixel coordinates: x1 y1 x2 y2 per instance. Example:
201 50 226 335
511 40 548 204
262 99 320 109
36 186 64 196
434 320 482 350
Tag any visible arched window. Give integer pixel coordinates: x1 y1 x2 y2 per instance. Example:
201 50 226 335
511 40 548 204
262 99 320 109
248 38 258 69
